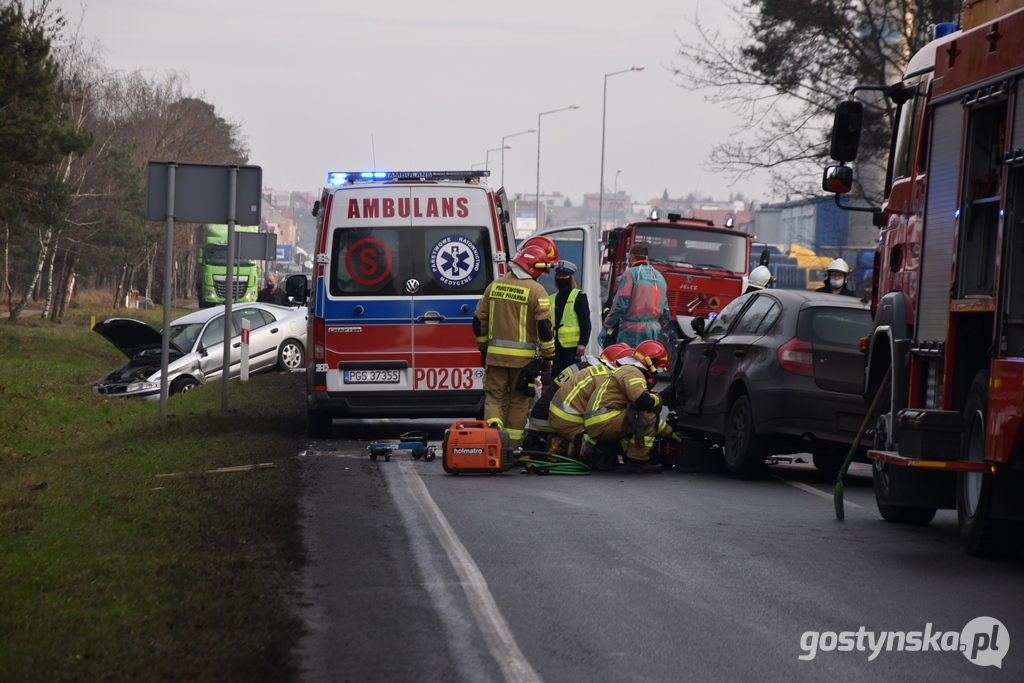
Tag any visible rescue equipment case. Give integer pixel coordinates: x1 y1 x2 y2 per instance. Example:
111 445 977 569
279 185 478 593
442 420 514 474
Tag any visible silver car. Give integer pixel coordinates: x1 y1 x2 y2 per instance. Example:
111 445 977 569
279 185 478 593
93 303 308 399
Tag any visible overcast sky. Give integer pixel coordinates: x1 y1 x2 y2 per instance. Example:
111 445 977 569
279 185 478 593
53 0 771 206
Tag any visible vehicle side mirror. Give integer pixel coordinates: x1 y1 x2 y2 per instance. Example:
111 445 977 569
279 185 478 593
285 273 309 305
759 249 770 267
830 100 863 162
690 317 705 335
198 343 208 358
822 165 854 194
312 200 320 217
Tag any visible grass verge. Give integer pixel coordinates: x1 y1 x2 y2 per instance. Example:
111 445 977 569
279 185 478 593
1 304 306 682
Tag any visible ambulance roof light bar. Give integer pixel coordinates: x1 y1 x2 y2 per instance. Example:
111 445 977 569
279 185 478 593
327 170 490 186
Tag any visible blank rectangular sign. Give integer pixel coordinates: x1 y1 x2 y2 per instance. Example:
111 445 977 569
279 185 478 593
146 161 262 225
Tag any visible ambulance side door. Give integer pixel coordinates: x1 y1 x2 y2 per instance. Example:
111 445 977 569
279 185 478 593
532 224 602 352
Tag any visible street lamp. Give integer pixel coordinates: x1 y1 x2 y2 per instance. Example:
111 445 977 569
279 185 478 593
613 170 622 227
535 104 580 230
485 146 510 171
598 65 644 235
501 128 536 188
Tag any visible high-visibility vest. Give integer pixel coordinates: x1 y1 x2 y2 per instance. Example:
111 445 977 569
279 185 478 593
550 288 580 346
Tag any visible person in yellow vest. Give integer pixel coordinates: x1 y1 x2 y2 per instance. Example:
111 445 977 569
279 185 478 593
582 340 680 473
473 236 558 448
548 260 592 377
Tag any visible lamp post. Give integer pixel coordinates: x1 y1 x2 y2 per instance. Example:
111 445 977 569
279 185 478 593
535 104 580 230
613 169 622 227
501 128 536 188
598 65 643 235
485 146 509 172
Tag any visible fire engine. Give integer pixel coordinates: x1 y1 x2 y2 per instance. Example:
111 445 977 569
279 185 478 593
824 0 1024 555
601 212 753 323
305 170 601 438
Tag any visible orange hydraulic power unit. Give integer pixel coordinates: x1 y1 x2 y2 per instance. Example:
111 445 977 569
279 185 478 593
442 420 515 474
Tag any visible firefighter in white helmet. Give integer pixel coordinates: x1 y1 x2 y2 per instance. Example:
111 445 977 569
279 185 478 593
817 258 856 296
745 265 775 294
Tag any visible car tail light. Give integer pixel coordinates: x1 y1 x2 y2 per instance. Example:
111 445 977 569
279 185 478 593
778 337 814 376
313 316 325 362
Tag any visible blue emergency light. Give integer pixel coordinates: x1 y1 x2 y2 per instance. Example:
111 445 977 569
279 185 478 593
326 170 490 186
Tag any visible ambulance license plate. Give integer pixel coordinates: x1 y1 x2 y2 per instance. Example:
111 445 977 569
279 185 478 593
344 369 400 384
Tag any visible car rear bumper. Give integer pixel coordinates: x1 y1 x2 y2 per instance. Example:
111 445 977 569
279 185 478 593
750 383 866 445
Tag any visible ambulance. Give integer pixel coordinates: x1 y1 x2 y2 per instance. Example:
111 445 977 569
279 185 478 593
305 170 601 437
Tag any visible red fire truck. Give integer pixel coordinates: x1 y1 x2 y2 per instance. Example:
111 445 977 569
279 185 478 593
601 212 752 324
824 0 1024 555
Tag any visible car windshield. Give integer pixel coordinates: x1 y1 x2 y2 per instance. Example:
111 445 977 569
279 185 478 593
168 322 205 351
797 307 872 347
204 244 256 267
634 225 747 274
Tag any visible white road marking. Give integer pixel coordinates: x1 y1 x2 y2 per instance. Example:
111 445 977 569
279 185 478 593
399 461 542 683
775 476 863 508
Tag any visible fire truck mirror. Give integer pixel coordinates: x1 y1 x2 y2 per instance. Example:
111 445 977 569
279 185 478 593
829 100 863 162
822 165 853 195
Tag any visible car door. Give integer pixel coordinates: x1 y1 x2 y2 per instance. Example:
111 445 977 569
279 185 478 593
700 294 781 421
233 306 277 372
197 313 239 381
678 294 752 415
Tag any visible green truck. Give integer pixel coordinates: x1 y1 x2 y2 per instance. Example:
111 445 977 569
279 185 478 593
197 224 260 308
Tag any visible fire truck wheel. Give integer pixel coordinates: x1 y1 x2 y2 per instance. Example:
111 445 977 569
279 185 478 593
957 371 1021 556
723 395 766 478
308 409 333 438
277 339 305 372
872 459 937 524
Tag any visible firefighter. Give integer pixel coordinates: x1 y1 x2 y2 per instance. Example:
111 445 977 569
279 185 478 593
549 260 592 378
599 243 670 348
473 236 558 448
745 265 775 294
817 258 856 296
548 344 635 453
582 339 680 474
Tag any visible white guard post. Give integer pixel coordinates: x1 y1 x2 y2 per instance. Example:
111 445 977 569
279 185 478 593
240 318 250 382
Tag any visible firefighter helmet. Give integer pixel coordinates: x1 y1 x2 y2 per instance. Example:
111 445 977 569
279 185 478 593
599 343 633 364
519 235 558 263
634 340 670 374
826 258 850 275
747 265 774 290
511 243 556 279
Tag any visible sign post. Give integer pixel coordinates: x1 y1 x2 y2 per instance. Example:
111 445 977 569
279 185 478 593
145 161 262 416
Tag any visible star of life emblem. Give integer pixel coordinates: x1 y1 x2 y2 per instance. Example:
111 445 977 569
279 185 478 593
430 235 481 287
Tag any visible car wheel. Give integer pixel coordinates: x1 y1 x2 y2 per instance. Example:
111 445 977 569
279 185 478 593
957 371 1021 556
277 339 305 372
170 377 199 395
308 409 333 438
723 394 765 477
871 459 937 524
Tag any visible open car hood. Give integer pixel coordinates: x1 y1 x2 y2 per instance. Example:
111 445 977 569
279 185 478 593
93 318 185 359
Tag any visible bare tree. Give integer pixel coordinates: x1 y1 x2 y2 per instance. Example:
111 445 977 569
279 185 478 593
673 1 960 204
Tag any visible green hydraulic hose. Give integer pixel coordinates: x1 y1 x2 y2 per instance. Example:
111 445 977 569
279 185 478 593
516 450 591 475
834 367 892 520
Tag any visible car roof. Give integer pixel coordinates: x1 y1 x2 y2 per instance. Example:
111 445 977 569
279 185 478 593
168 302 286 327
758 289 869 310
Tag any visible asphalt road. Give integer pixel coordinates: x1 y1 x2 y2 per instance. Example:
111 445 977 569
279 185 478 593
294 419 1024 683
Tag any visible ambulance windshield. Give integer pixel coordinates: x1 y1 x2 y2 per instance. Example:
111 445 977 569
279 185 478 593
329 226 493 297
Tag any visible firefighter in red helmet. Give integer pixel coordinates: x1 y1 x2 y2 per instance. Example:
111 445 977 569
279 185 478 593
473 238 558 448
582 339 679 473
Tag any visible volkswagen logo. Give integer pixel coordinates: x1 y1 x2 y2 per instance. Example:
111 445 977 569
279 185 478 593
405 278 420 294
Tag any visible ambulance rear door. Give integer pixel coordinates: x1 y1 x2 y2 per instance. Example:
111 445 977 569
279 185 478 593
409 184 496 393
